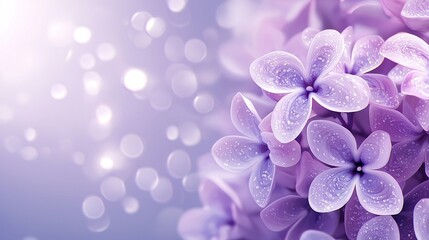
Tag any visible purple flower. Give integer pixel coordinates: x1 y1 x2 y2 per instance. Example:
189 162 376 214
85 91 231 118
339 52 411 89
307 119 403 215
260 194 339 240
345 180 429 239
339 27 401 108
178 178 281 240
300 230 335 240
382 0 429 32
250 29 370 143
381 32 429 100
212 93 301 207
414 198 429 239
370 103 429 180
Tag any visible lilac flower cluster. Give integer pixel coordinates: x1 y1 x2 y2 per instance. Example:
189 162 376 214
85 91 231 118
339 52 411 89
179 0 429 239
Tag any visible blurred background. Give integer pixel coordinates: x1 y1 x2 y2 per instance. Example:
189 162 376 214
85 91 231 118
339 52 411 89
0 0 263 239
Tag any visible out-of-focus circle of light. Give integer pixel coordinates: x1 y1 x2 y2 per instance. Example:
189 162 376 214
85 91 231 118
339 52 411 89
216 0 252 29
73 26 92 44
24 128 37 142
193 93 215 114
96 105 112 125
123 69 148 92
164 36 185 62
50 84 68 100
182 173 200 192
4 136 21 153
100 177 126 202
131 11 152 31
166 125 179 141
179 122 201 146
22 236 38 240
134 32 152 49
99 156 114 170
150 177 173 203
73 151 86 165
87 216 110 233
150 90 172 111
82 196 105 219
171 70 198 98
47 21 74 47
120 134 144 159
79 53 96 70
184 39 207 63
83 71 102 96
122 196 139 214
96 43 116 61
0 105 14 123
145 17 166 38
20 146 38 161
167 150 191 178
135 167 159 191
167 0 187 12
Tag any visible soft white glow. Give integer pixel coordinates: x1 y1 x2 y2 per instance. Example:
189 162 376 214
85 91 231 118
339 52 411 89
24 128 37 142
96 105 112 125
82 196 105 219
97 43 116 61
123 69 148 92
79 53 96 70
145 17 166 38
167 0 187 12
50 84 68 100
83 71 102 96
122 196 139 214
166 125 179 140
120 134 144 159
0 1 15 35
99 156 114 170
131 11 152 31
73 26 92 44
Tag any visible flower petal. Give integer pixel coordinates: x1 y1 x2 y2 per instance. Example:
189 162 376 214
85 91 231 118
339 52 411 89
351 35 384 75
260 195 308 232
230 93 262 140
300 230 335 240
381 139 426 182
306 29 344 81
403 180 429 212
401 0 429 32
414 198 429 240
357 170 404 215
307 120 357 167
302 27 319 46
356 216 400 240
341 26 354 61
405 96 429 131
249 51 306 94
212 136 268 173
259 113 272 133
402 70 429 100
249 159 275 207
345 194 377 240
286 211 339 240
309 167 358 213
313 74 370 112
388 64 412 84
361 74 401 108
296 151 330 197
178 208 226 240
369 105 422 142
261 132 301 168
199 180 234 217
272 92 312 143
358 130 392 170
380 32 429 72
426 147 429 177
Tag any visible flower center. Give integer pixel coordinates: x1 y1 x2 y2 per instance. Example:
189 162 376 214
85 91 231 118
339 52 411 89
356 166 362 172
305 86 314 92
354 161 364 176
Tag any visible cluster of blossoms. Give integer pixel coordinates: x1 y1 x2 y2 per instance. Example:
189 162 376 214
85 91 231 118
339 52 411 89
179 0 429 239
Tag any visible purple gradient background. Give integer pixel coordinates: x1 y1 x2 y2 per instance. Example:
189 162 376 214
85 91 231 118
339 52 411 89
0 0 253 239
